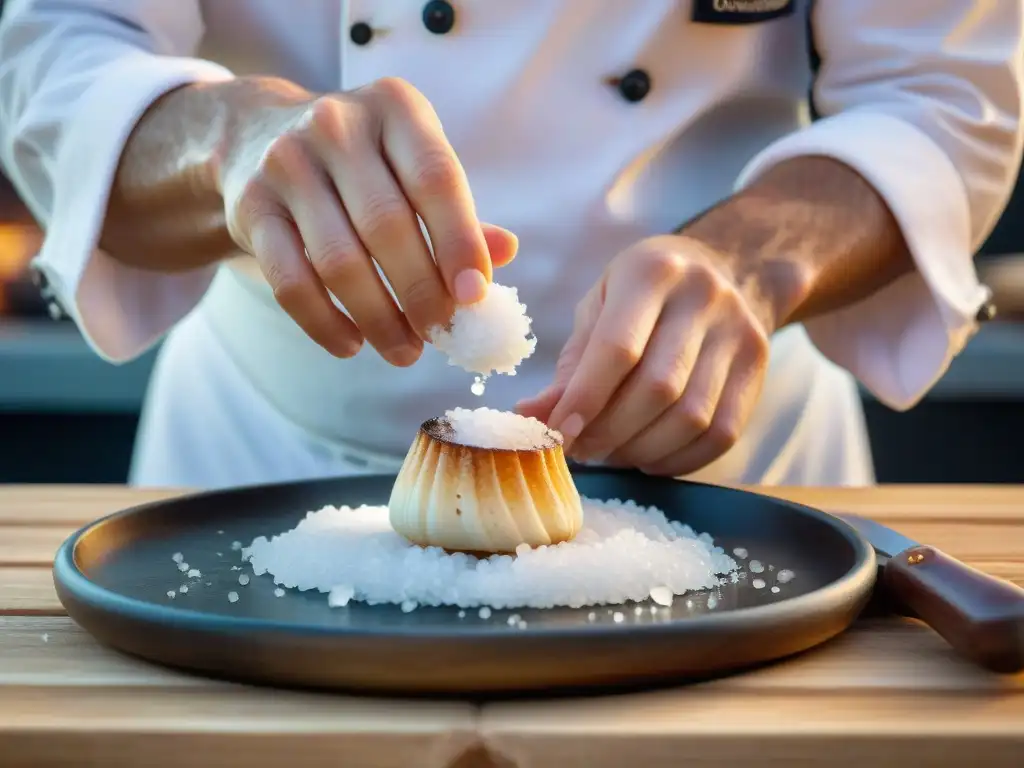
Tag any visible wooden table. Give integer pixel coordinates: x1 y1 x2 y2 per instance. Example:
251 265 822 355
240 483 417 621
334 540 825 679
2 485 1022 767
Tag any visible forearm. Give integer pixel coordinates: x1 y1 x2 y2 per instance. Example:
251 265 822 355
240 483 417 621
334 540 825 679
101 76 310 272
682 155 915 332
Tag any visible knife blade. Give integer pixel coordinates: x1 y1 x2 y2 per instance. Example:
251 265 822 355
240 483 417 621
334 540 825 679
836 513 1024 674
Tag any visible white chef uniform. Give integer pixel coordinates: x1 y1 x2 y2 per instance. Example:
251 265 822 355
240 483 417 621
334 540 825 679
0 0 1020 490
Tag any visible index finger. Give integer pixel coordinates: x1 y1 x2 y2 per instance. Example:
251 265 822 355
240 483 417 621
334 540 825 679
547 282 665 447
375 80 490 305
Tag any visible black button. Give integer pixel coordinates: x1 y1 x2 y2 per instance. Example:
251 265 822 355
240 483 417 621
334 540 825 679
349 22 373 46
422 0 455 35
618 69 651 103
976 299 997 323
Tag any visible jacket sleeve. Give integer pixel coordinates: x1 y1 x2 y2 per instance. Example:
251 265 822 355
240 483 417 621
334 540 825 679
735 0 1024 410
0 0 235 362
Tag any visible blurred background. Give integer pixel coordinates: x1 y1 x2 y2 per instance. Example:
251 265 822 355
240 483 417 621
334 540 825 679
4 162 1024 485
2 0 1024 485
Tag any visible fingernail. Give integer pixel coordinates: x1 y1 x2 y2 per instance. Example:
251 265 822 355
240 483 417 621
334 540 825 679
454 269 488 304
559 413 585 440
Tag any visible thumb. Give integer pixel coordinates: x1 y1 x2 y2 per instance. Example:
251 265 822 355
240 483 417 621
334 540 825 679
481 223 518 269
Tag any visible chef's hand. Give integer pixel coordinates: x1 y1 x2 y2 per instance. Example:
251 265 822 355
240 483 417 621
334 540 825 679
218 76 518 365
517 235 777 477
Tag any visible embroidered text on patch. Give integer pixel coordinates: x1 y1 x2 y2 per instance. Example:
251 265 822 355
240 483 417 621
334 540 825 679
692 0 796 25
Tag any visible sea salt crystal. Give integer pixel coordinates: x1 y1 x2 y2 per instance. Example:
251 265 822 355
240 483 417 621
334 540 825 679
507 614 521 626
238 574 250 586
179 585 188 593
771 586 781 594
587 612 597 622
187 569 201 579
172 553 184 563
41 633 49 642
649 586 674 607
177 563 189 572
274 588 286 598
227 591 239 603
328 585 354 607
732 547 748 559
634 606 644 616
707 595 719 609
400 600 418 613
166 590 176 599
243 497 738 611
752 578 766 589
458 610 466 618
612 612 625 623
777 569 796 584
443 407 559 450
429 282 537 377
749 560 765 574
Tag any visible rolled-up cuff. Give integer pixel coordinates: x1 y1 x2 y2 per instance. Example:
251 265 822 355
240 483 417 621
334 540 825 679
735 110 990 411
33 52 234 363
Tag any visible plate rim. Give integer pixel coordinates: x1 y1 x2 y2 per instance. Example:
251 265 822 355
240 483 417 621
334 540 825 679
53 469 878 640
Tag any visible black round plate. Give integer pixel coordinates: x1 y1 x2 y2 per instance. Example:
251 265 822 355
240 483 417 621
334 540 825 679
53 468 875 697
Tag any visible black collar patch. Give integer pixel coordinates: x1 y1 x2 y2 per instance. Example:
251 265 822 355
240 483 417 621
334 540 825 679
692 0 796 24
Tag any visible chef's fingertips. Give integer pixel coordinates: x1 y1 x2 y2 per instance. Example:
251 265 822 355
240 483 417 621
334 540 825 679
482 223 518 269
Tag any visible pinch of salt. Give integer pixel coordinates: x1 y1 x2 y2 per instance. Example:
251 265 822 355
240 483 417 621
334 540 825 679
429 283 536 376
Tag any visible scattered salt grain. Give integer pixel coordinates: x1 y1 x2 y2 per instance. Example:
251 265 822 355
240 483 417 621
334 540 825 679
187 569 201 579
517 620 528 629
634 606 644 616
328 584 354 607
649 586 674 607
732 547 748 559
231 566 240 571
443 407 559 450
216 552 223 557
217 530 224 535
243 497 738 611
771 586 781 594
612 612 625 623
401 600 418 613
777 569 796 584
179 585 188 593
274 588 286 598
458 610 466 618
707 595 719 609
228 591 239 603
238 574 250 586
231 541 242 550
587 612 597 622
41 633 49 642
177 563 189 572
752 578 766 589
749 560 765 574
470 376 487 396
166 590 176 599
507 614 521 626
172 552 184 563
429 282 537 378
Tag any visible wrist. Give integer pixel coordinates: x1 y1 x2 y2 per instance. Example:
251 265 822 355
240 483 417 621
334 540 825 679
679 198 816 334
207 76 314 196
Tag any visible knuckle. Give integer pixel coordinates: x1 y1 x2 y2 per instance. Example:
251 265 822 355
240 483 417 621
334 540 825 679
644 373 684 409
306 98 367 152
636 247 688 285
601 336 643 370
266 266 307 307
677 398 713 434
310 238 363 282
401 275 446 318
357 192 411 242
411 148 462 197
707 420 740 451
259 134 308 183
367 77 424 115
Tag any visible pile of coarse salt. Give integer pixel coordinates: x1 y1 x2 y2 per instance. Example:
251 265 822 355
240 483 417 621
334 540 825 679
430 282 536 391
242 498 737 610
443 406 560 450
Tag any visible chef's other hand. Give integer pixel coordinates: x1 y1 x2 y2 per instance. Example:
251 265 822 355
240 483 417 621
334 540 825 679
218 77 518 365
517 235 777 477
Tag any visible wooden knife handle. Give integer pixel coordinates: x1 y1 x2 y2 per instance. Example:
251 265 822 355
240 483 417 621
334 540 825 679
883 545 1024 673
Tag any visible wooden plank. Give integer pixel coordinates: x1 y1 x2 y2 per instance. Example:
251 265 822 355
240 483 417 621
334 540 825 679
0 616 479 768
6 561 1024 617
480 694 1024 768
0 526 71 566
0 486 185 526
4 616 1022 695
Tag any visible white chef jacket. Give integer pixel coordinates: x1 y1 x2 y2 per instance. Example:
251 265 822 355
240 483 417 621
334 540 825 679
1 0 1021 489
